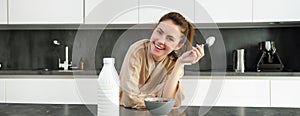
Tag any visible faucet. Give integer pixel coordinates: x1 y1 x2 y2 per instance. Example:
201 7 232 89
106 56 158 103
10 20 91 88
54 40 72 70
58 46 72 70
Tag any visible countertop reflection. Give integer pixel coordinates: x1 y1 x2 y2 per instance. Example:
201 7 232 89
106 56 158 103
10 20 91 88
1 104 300 116
0 70 96 75
0 70 300 77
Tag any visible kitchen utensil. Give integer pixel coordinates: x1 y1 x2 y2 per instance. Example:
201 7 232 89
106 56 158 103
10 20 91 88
182 36 216 65
233 49 245 73
203 36 216 47
257 41 284 72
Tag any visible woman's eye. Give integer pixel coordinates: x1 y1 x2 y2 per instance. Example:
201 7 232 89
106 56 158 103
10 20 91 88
157 30 162 35
167 37 174 42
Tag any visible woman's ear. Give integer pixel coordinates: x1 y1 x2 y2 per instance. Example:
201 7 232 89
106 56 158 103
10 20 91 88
175 37 186 50
175 43 184 50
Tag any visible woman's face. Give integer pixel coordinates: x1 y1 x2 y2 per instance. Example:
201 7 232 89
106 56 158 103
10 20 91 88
150 19 184 62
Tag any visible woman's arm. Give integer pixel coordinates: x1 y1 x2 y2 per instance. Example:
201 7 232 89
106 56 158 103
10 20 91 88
119 40 148 108
120 55 144 108
162 60 184 98
162 44 204 98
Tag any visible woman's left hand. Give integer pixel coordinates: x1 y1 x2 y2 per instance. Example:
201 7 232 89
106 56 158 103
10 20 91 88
179 44 205 64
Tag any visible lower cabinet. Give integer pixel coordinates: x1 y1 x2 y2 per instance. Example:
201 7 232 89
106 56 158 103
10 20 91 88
4 77 300 108
216 79 270 107
73 78 97 104
180 79 212 106
271 80 300 108
181 79 270 107
0 80 5 103
6 79 84 104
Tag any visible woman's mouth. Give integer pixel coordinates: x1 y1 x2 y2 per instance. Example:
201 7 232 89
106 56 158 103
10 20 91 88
154 44 165 50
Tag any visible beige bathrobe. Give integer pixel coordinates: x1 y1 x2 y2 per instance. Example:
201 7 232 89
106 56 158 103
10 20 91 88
119 39 184 109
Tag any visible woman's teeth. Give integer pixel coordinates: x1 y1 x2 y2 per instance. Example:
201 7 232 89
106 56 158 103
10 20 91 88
155 44 165 50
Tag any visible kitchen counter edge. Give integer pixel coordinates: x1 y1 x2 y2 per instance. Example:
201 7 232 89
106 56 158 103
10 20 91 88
0 71 300 79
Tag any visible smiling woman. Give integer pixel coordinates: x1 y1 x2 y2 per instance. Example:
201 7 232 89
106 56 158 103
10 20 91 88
150 21 185 62
119 12 205 109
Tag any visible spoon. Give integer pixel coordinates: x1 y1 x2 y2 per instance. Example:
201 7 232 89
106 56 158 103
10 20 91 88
183 36 216 65
203 36 216 47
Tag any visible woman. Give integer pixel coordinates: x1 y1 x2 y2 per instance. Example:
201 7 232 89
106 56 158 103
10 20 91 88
119 12 204 109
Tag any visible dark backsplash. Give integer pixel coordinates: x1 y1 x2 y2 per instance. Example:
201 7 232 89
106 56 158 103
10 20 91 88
0 27 299 72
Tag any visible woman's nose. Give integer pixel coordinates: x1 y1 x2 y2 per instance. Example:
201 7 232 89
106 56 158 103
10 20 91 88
157 37 165 45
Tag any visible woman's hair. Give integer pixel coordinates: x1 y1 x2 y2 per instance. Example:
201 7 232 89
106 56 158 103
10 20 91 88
158 12 195 59
158 12 194 45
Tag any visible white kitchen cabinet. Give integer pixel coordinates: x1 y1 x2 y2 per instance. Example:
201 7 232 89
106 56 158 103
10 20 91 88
74 78 97 104
139 0 194 24
271 80 300 108
6 79 82 104
0 80 5 103
181 79 212 106
195 0 252 23
216 79 270 107
253 0 300 22
85 0 138 24
0 0 7 24
181 79 270 107
9 0 83 24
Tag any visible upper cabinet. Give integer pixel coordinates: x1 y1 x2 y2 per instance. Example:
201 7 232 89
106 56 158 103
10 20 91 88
2 0 300 24
9 0 83 24
139 0 194 24
85 0 138 24
0 0 7 24
195 0 252 23
253 0 300 22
